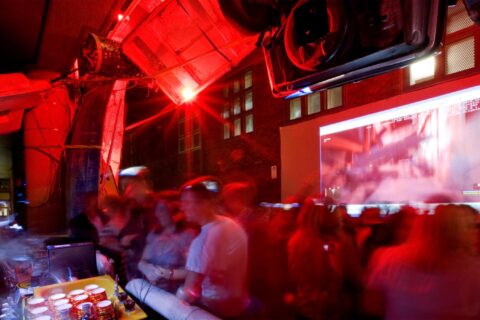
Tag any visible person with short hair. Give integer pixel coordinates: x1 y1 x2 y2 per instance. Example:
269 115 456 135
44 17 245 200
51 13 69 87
177 180 250 318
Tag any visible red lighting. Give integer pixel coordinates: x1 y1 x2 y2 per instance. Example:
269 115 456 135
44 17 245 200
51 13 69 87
181 87 196 102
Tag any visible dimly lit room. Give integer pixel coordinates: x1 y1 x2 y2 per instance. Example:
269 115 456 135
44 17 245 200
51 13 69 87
1 0 480 319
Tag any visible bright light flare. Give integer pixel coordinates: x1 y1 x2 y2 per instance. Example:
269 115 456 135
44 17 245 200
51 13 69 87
117 13 124 21
181 87 197 102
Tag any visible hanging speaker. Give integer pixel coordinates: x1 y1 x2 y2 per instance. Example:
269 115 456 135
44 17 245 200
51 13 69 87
79 33 143 78
218 0 280 34
356 0 404 49
262 0 446 98
462 0 480 24
283 0 351 71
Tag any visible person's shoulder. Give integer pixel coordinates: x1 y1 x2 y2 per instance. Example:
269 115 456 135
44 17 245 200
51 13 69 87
209 215 247 239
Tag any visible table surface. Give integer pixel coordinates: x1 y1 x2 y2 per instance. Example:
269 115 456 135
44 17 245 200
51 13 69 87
33 275 147 320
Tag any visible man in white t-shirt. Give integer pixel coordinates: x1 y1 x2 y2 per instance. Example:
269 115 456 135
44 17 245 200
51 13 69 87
177 181 250 318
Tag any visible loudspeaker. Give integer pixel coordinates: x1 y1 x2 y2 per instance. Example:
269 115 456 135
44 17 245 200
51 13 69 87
463 0 480 24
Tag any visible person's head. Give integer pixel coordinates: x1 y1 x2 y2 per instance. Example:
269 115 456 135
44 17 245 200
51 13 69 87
359 207 383 227
180 182 218 225
297 197 340 238
153 190 181 229
154 200 174 228
387 205 417 245
119 166 152 204
221 182 257 216
407 204 477 268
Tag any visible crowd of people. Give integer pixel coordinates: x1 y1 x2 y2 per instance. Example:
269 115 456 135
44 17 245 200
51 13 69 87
68 167 480 320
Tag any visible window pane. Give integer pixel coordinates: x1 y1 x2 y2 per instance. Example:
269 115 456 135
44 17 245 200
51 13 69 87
178 117 185 137
193 132 201 148
223 86 229 98
289 98 302 120
409 56 436 85
244 91 253 111
233 80 240 93
327 87 342 109
446 37 475 75
447 2 473 34
244 70 252 89
223 123 230 139
234 118 241 136
307 93 321 114
233 98 241 115
222 106 230 119
192 119 200 132
178 137 185 153
245 114 253 133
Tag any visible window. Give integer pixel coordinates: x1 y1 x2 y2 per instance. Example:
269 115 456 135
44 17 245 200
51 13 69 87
288 87 344 121
327 87 343 109
222 105 230 119
446 2 473 34
233 97 241 115
446 36 475 75
223 123 230 139
408 2 477 86
244 91 253 111
307 93 321 115
178 115 201 154
222 105 230 140
221 69 254 138
289 98 302 120
233 80 240 93
409 56 436 85
244 70 252 89
245 114 253 133
234 118 241 136
178 117 185 153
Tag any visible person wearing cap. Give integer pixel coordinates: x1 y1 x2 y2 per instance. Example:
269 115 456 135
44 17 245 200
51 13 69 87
177 180 250 318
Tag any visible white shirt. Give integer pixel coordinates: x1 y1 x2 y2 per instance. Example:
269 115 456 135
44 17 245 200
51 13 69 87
186 215 249 316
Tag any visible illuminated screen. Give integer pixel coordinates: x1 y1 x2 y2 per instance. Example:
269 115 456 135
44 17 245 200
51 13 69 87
320 86 480 209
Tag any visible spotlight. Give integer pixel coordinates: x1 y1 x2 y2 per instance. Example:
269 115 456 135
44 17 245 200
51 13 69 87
181 87 196 102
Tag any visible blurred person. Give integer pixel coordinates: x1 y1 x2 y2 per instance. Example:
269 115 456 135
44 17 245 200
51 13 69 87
364 204 480 319
177 180 250 318
287 197 363 320
69 192 104 244
138 193 197 293
99 195 144 282
221 181 259 226
221 182 270 316
356 207 389 266
119 166 153 205
262 197 301 319
119 165 156 235
384 205 417 246
457 204 480 256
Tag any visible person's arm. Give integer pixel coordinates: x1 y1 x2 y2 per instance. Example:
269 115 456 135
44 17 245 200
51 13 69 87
176 270 204 304
154 266 188 281
138 260 160 283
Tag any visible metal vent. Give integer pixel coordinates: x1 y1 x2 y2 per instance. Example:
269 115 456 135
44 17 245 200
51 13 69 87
446 36 475 74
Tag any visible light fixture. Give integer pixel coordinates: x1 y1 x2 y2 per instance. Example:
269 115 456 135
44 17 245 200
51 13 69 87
181 87 196 102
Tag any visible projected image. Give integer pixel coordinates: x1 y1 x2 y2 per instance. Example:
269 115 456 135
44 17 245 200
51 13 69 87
320 87 480 205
